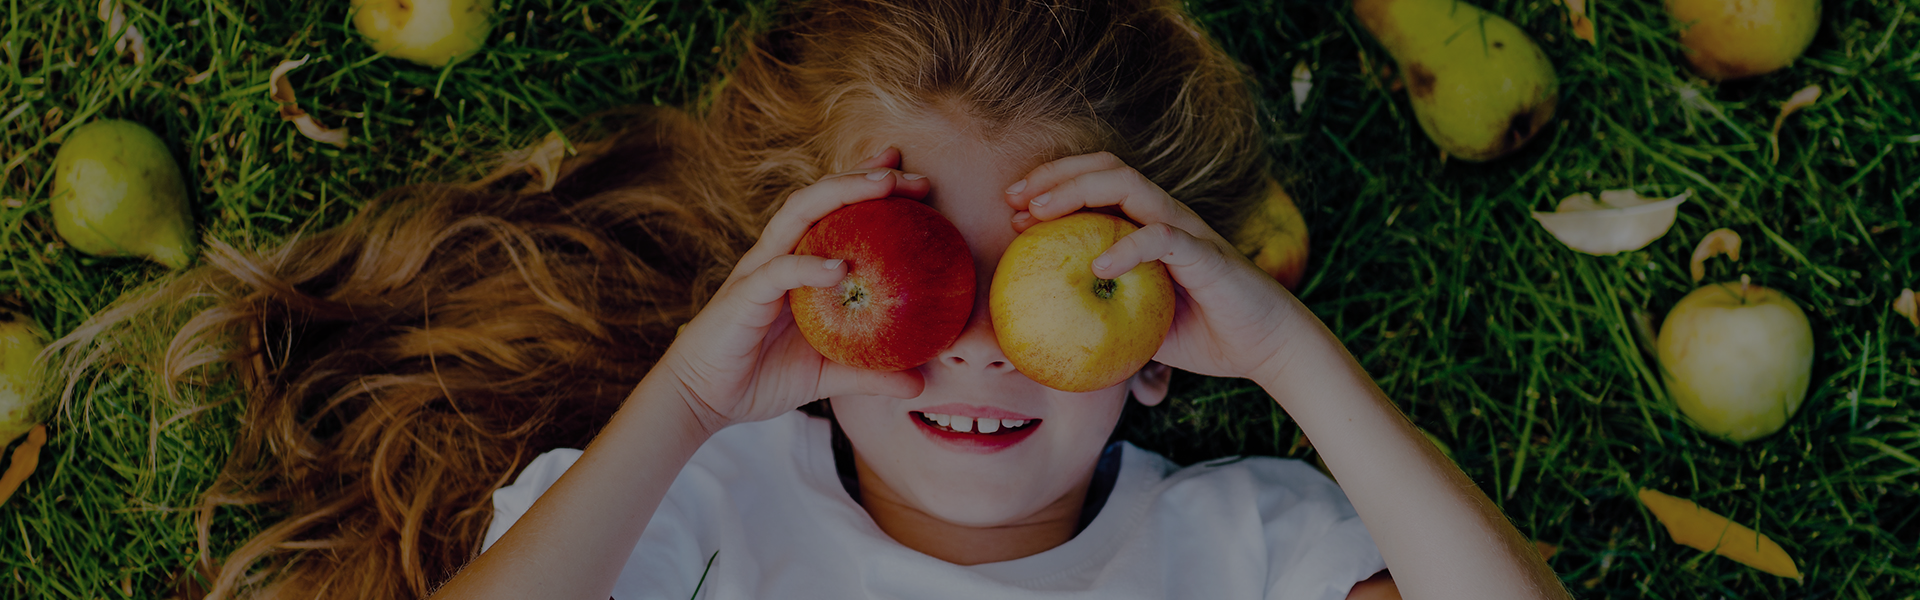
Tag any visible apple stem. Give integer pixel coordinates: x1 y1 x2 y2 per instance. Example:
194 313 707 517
1093 278 1117 300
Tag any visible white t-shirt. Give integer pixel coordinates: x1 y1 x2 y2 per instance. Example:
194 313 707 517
484 410 1385 600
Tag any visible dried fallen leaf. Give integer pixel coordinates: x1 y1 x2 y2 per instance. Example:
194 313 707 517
1561 0 1595 44
1769 84 1821 165
1689 228 1741 283
526 131 569 192
268 55 349 148
1531 189 1692 255
96 0 147 65
1291 60 1313 113
1895 289 1917 329
0 424 46 507
1638 488 1800 579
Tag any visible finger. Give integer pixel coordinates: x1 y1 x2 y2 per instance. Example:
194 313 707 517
729 169 931 285
853 146 901 171
1025 166 1214 235
1004 151 1126 211
1091 222 1246 292
709 255 850 334
818 362 927 400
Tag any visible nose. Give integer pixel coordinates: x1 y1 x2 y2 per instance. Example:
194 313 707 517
936 268 1016 374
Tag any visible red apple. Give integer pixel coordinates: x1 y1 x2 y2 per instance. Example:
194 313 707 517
790 198 975 371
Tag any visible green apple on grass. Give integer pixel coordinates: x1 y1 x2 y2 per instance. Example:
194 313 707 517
1656 229 1814 443
352 0 496 67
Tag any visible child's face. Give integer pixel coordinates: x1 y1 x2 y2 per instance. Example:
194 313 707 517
828 124 1167 530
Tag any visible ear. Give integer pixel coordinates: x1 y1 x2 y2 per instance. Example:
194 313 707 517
1127 362 1171 407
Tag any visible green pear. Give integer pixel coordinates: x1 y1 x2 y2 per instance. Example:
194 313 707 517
1354 0 1559 162
51 119 196 269
0 310 48 448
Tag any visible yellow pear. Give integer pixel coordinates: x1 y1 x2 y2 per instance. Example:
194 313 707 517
1229 178 1309 291
0 310 48 448
1667 0 1820 80
1353 0 1559 161
51 119 196 269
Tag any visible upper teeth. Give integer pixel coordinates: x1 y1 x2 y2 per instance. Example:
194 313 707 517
921 412 1029 433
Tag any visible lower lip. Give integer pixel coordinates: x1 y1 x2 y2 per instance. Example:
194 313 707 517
911 412 1041 454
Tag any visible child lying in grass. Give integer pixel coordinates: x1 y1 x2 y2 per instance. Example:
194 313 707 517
57 0 1569 598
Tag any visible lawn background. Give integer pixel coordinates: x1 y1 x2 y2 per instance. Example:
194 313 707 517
2 0 1916 598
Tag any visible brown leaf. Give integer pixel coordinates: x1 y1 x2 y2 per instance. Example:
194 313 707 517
1895 289 1918 329
1690 228 1741 283
268 55 349 148
526 131 569 192
1770 85 1821 165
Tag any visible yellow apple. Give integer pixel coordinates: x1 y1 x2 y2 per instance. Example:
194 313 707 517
351 0 495 67
1656 280 1814 442
1229 178 1309 291
990 212 1174 393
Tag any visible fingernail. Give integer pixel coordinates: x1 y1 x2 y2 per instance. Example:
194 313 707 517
1011 211 1031 225
866 170 888 181
823 258 844 270
1005 179 1027 194
1092 255 1112 272
902 173 925 181
1029 192 1050 208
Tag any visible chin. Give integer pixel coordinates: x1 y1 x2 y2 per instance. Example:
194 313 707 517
905 477 1067 526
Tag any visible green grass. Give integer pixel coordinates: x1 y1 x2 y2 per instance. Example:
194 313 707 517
4 0 1918 598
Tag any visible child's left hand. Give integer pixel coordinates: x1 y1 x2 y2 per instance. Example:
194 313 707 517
1005 152 1301 383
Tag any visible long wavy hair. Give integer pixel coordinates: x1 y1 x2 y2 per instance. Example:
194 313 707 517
45 0 1273 597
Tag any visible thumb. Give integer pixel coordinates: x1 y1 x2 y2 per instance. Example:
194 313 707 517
818 362 925 400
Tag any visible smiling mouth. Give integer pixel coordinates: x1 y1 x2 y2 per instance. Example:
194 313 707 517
912 411 1040 435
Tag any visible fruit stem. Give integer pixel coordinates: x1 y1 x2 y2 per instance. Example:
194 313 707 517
1093 278 1116 300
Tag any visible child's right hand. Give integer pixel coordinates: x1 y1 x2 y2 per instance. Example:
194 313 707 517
652 148 931 435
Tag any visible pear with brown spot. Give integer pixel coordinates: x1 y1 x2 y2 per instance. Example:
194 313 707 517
1354 0 1559 162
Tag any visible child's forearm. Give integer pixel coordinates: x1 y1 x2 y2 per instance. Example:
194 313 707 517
1253 311 1569 600
430 370 714 600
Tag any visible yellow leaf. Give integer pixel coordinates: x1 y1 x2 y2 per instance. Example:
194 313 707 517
1638 488 1800 579
1561 0 1595 44
1689 228 1741 283
97 0 148 64
1770 84 1821 165
0 424 46 507
269 55 350 148
1530 189 1691 255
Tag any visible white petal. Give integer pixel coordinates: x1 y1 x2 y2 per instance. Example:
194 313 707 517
1531 190 1691 255
1291 61 1312 113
